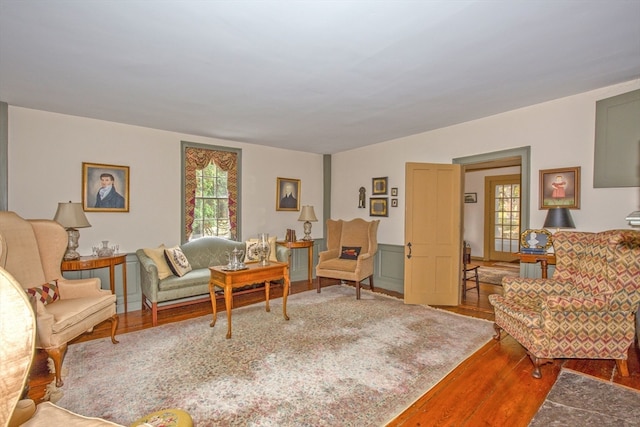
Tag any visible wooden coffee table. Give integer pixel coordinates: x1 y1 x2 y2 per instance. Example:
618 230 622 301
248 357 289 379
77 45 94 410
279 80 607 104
208 261 290 339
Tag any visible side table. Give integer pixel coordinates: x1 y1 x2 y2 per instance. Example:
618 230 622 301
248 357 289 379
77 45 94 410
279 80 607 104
517 252 556 279
61 254 128 312
277 240 314 288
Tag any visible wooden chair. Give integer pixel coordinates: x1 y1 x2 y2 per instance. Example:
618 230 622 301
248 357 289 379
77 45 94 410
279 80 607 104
462 241 480 299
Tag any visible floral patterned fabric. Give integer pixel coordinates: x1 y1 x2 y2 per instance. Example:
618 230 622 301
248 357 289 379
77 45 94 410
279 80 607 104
489 230 640 362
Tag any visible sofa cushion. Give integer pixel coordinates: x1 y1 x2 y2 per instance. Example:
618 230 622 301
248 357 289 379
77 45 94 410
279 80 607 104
339 246 361 260
26 279 59 305
245 236 278 263
164 246 193 277
143 245 173 279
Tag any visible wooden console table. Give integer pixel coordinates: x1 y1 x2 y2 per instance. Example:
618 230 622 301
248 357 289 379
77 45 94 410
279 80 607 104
277 240 314 288
208 261 290 339
61 254 128 312
517 252 556 279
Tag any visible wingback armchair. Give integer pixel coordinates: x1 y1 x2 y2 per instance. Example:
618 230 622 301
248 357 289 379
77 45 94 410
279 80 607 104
316 218 380 299
489 230 640 379
0 211 118 387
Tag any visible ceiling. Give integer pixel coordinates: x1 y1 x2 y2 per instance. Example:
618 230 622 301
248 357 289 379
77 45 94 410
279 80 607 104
1 1 639 155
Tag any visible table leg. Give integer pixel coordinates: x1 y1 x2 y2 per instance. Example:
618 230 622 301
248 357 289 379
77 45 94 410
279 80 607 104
225 284 233 339
109 264 116 296
307 246 313 289
264 280 271 312
283 271 290 321
208 280 217 327
121 261 128 313
539 259 549 279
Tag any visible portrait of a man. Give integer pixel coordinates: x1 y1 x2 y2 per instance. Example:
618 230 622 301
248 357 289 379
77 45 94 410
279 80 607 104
276 178 300 211
83 162 130 212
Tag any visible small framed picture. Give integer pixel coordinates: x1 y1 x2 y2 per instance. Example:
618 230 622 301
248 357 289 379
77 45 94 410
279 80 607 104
464 193 477 203
391 187 398 197
372 177 388 195
370 197 388 217
276 177 301 211
82 162 129 212
391 198 398 207
539 166 581 209
520 229 553 250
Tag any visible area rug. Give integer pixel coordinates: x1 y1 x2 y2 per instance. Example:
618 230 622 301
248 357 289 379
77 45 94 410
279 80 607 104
58 285 494 426
477 266 519 285
529 369 640 426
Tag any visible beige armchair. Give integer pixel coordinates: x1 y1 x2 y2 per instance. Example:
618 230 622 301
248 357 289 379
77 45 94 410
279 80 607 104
316 218 380 299
0 211 118 387
489 230 640 378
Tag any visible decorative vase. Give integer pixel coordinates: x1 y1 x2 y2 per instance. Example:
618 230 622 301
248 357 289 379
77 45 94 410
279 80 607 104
257 233 270 266
97 240 114 257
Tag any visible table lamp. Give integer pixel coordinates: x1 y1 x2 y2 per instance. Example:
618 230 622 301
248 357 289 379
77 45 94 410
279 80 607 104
543 207 575 232
298 205 318 241
54 201 91 260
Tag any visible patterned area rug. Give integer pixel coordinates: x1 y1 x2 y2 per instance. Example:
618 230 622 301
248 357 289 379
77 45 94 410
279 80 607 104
58 285 494 426
477 266 519 285
529 369 640 426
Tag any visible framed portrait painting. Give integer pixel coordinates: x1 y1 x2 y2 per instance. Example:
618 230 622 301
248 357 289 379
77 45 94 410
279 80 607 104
276 177 300 211
82 162 129 212
539 166 581 209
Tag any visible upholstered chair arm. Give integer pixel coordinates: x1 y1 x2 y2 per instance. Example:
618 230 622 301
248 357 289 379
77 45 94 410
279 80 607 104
57 278 110 299
543 294 610 312
502 276 573 298
318 249 340 262
136 249 160 302
275 245 289 262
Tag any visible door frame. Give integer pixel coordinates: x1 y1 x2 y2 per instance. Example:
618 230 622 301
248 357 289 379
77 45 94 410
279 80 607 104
453 146 531 248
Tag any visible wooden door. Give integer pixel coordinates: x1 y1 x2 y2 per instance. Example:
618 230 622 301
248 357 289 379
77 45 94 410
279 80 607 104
404 163 462 305
484 174 520 262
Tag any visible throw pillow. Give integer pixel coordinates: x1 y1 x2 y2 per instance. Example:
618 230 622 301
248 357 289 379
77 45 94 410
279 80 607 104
244 236 278 263
26 279 60 305
143 245 173 280
164 246 193 277
339 246 361 260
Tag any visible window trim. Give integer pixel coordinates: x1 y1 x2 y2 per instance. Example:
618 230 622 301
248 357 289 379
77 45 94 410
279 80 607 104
181 141 242 243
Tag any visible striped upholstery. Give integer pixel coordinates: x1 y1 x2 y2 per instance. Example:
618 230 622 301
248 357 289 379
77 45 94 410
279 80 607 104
489 230 640 376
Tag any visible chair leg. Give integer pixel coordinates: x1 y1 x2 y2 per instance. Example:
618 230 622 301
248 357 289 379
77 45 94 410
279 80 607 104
151 302 159 326
109 314 120 344
356 281 361 299
369 275 375 293
475 271 480 297
527 353 553 379
317 276 322 293
616 359 630 377
492 323 502 340
46 344 68 387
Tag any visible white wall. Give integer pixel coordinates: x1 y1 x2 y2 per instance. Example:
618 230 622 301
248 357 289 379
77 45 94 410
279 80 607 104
332 79 640 245
7 107 324 254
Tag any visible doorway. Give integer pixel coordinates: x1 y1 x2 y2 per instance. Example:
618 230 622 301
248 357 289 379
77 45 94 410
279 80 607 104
454 146 530 262
485 174 520 262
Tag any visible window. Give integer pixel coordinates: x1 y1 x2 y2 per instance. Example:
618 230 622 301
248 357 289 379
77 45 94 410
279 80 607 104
181 141 241 242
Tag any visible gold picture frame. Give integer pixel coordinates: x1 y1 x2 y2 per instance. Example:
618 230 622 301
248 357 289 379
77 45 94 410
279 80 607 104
370 197 388 217
82 162 129 212
276 177 300 211
539 166 581 209
520 229 553 250
372 177 388 195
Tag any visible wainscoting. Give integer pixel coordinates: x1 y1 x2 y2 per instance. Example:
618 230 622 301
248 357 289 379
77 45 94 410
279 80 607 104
62 240 407 314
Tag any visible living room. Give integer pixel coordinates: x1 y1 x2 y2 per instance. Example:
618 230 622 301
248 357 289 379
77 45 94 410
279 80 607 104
2 1 640 425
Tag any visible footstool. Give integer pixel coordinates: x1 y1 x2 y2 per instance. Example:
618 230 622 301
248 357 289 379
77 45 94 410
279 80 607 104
129 409 193 427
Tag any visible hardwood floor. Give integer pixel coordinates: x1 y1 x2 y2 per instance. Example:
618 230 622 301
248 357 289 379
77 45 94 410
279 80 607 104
27 270 640 426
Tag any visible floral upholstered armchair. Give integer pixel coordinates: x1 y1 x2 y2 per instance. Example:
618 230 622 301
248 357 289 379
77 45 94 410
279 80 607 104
315 218 379 299
489 230 640 378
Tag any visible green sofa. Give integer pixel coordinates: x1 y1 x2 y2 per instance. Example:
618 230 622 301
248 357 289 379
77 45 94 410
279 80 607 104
136 236 289 326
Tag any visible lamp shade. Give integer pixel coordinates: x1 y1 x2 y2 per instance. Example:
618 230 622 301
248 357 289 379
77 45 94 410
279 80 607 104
298 205 318 222
543 207 575 229
54 202 91 228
